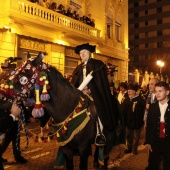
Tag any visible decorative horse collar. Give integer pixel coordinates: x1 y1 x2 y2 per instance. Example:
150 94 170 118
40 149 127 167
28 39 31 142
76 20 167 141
0 53 51 118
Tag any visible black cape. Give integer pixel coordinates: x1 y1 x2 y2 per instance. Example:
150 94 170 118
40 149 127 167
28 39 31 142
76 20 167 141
71 58 118 130
71 58 125 156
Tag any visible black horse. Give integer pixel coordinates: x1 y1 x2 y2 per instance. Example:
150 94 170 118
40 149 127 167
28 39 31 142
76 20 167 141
1 54 124 170
43 66 97 170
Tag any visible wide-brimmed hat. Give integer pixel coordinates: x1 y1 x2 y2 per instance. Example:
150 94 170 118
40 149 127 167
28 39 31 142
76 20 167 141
74 43 96 54
127 84 137 91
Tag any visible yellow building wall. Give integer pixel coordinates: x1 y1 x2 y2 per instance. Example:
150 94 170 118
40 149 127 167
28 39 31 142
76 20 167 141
0 0 129 82
0 31 17 71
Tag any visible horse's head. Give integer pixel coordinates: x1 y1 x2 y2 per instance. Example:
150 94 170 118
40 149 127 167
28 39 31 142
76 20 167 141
0 52 50 117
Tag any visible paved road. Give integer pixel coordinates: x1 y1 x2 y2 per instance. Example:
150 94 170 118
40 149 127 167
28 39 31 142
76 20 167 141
1 121 148 170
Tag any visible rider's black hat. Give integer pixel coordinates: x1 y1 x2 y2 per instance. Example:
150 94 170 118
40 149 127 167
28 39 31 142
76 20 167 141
74 43 96 54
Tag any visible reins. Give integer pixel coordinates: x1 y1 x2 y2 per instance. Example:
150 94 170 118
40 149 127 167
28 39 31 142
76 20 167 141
16 105 29 152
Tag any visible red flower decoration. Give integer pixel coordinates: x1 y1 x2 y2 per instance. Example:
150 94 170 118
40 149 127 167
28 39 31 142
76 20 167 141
48 121 52 126
40 81 44 86
81 101 85 105
43 128 47 133
69 114 73 119
53 135 57 140
62 129 66 134
75 108 81 113
43 138 47 143
9 90 14 96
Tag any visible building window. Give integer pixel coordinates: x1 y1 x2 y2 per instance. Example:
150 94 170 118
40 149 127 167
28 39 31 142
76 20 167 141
157 19 162 25
134 2 139 7
145 55 148 60
65 56 79 75
134 34 139 39
157 42 163 48
134 12 139 18
106 8 113 39
107 16 113 39
157 7 162 13
134 44 139 49
134 23 139 28
115 22 121 42
157 30 163 36
145 32 148 37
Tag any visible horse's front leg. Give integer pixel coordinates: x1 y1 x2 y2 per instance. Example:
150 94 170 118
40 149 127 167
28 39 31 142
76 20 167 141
79 154 88 170
79 144 92 170
65 156 74 170
61 147 74 170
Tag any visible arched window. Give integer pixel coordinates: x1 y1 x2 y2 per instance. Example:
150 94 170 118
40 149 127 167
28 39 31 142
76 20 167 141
106 8 113 39
115 14 122 42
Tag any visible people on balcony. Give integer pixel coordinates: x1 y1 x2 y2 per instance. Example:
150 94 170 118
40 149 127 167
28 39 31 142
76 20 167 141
86 14 92 25
66 7 73 17
30 0 39 4
29 1 96 28
49 2 57 11
80 15 87 23
57 4 66 15
91 19 95 27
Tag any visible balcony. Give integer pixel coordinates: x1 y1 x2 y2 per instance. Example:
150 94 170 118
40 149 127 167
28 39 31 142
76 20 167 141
1 0 101 42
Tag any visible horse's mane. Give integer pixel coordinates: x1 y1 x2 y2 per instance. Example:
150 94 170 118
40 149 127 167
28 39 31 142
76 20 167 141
47 66 81 97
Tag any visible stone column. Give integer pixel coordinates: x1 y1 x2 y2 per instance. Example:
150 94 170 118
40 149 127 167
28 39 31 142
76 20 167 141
149 72 154 79
144 71 149 85
134 69 139 83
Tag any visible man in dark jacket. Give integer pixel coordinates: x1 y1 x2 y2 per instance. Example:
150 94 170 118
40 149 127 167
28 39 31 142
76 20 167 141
145 81 170 170
123 84 146 155
72 43 117 131
0 92 27 166
0 100 21 170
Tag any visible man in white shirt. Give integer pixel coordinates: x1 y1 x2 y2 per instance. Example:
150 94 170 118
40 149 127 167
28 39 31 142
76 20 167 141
145 81 170 170
117 82 128 104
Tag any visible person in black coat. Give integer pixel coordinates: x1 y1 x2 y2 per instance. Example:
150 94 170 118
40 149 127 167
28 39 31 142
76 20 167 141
0 100 21 170
145 81 170 170
123 84 146 155
71 43 122 165
0 92 27 166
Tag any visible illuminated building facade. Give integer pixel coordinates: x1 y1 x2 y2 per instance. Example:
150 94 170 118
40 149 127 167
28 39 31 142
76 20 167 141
0 0 128 83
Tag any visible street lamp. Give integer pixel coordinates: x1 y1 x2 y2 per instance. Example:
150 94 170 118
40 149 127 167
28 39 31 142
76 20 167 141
157 60 164 74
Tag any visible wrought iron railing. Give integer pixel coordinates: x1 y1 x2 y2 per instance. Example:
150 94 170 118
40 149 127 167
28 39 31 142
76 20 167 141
12 0 100 38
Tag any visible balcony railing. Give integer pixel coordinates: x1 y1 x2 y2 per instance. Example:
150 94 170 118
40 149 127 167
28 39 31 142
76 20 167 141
9 0 100 38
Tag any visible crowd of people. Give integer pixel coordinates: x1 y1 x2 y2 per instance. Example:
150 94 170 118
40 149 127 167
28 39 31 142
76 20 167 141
29 0 95 27
109 78 170 170
1 42 170 170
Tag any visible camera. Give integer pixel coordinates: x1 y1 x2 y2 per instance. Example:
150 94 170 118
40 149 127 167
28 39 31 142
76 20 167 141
1 57 22 69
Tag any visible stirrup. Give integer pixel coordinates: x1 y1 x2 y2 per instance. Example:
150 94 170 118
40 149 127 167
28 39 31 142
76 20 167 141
95 133 106 146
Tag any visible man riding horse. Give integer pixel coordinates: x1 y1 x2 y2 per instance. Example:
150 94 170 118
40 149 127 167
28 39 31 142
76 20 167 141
71 43 121 167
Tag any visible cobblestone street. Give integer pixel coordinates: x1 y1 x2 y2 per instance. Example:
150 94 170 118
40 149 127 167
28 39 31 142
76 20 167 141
1 122 148 170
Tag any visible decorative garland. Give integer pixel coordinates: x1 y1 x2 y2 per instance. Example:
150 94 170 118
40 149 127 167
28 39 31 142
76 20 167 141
25 96 90 145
